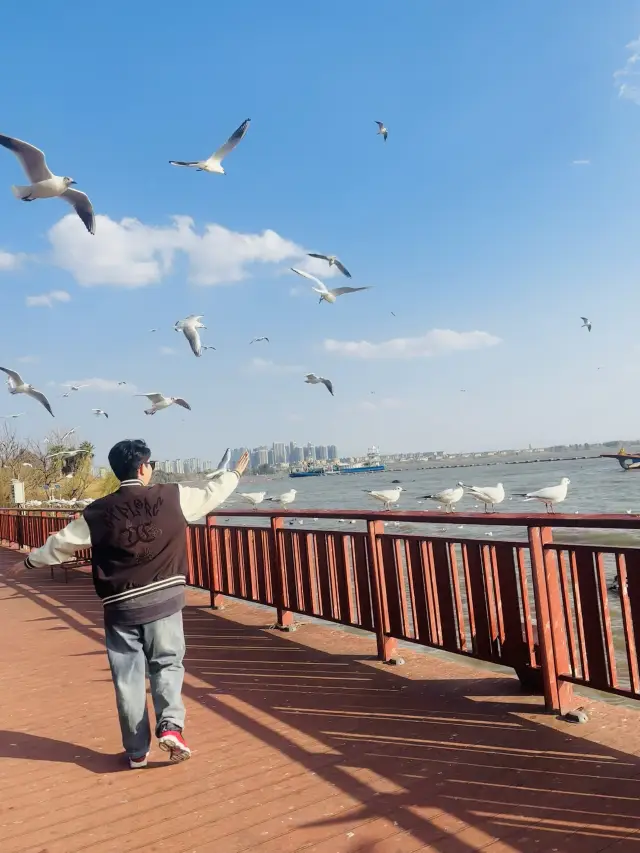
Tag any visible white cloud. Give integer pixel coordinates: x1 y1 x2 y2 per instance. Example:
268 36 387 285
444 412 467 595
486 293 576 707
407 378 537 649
26 290 71 308
614 37 640 103
47 213 341 288
245 357 302 375
323 329 501 360
160 346 176 355
16 355 39 364
0 250 23 271
60 378 136 393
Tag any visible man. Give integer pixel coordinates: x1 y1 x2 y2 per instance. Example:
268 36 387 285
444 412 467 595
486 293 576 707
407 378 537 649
21 438 249 769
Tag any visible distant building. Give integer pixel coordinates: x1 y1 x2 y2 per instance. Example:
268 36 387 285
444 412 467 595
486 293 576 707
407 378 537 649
328 445 338 460
315 445 328 460
290 445 303 464
303 443 316 461
272 442 287 464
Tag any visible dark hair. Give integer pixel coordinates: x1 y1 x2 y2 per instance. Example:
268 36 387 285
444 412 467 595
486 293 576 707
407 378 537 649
108 439 151 481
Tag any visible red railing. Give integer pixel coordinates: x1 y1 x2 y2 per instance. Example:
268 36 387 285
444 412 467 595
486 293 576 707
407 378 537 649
3 506 640 714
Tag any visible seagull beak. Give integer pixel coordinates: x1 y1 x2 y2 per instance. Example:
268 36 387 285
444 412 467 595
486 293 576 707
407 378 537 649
69 180 77 185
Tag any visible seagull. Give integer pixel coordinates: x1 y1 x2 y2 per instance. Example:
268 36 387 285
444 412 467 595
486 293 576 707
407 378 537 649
0 413 23 419
92 409 108 418
169 118 250 174
205 448 231 480
306 254 352 278
581 316 592 332
290 268 372 304
118 381 127 386
265 489 297 507
0 134 95 234
0 368 53 416
375 121 388 141
466 483 505 513
364 487 403 511
64 384 88 392
135 392 192 415
305 373 334 396
420 482 464 512
513 478 570 513
60 428 76 442
46 448 87 459
21 462 33 468
239 491 267 509
175 314 207 357
249 337 270 344
149 329 158 333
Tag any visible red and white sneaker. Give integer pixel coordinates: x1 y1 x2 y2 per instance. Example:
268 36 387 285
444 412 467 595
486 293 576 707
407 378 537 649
128 752 149 769
158 729 191 763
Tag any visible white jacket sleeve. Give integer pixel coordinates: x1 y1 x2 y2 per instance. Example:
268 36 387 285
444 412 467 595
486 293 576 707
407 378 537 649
177 471 241 523
24 515 92 568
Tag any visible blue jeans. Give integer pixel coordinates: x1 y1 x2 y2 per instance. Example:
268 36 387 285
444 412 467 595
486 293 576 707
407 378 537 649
105 611 186 757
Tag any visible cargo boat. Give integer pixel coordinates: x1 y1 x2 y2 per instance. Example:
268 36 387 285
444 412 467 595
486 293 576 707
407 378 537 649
289 447 385 478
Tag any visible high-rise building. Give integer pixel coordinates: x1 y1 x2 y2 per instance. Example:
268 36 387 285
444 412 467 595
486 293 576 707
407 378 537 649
272 442 287 464
290 444 303 464
328 445 338 460
315 445 328 460
268 449 275 467
303 443 316 461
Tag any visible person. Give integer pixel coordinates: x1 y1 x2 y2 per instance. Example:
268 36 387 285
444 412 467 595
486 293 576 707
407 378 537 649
21 438 249 768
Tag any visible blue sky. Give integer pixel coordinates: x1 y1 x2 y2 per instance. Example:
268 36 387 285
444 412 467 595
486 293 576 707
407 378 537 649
2 1 640 462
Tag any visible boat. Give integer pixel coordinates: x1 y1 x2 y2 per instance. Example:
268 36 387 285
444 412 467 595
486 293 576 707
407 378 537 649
289 467 325 478
600 447 640 470
289 446 385 478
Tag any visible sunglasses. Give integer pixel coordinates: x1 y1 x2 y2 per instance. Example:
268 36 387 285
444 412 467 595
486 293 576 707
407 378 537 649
146 459 156 471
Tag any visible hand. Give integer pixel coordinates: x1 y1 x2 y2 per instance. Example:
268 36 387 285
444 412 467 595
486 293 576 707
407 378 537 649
234 451 250 478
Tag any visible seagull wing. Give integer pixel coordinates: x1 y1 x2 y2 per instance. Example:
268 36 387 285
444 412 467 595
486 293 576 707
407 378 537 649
320 378 334 396
329 286 372 297
307 253 330 262
334 259 352 278
375 121 384 130
27 388 54 417
183 324 202 357
169 160 201 167
210 118 251 163
174 398 191 410
0 135 53 182
290 267 328 291
0 367 24 385
305 373 318 382
136 393 164 403
580 317 589 324
60 188 95 235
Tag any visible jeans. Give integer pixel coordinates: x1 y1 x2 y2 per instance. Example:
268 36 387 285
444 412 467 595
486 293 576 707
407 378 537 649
105 611 186 757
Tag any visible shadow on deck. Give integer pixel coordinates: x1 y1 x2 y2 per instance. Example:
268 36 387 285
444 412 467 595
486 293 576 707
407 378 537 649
1 545 640 853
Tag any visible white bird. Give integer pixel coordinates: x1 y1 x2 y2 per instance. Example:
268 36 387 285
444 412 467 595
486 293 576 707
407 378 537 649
0 367 53 417
249 337 270 344
135 392 192 415
265 489 297 507
92 409 109 418
239 491 267 509
306 254 352 278
0 134 95 234
466 483 505 513
375 121 388 141
364 487 403 511
0 413 23 419
205 448 231 480
304 373 334 396
513 478 570 513
169 118 250 174
174 315 208 357
61 428 76 441
420 482 464 512
580 316 592 332
64 384 88 392
46 448 87 459
290 268 372 304
21 462 33 468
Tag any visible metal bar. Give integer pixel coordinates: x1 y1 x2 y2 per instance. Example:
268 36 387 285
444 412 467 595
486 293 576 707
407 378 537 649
617 553 640 694
595 551 617 688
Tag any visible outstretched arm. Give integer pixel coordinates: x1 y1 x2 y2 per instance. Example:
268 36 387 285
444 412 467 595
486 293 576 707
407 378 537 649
24 516 92 568
177 451 250 522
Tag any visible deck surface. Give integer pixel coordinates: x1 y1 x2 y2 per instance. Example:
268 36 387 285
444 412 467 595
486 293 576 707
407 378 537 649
2 544 640 852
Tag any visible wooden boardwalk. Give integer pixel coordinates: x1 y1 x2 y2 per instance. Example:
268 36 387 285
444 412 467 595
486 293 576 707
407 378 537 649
2 545 640 852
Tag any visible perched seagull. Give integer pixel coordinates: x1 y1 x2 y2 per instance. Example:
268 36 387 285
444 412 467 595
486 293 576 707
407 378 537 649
175 314 207 357
0 413 23 419
249 337 270 344
205 448 231 480
306 254 352 278
290 268 372 304
513 478 570 513
92 409 109 418
169 118 250 174
466 483 505 513
364 487 403 511
21 462 33 468
420 482 465 512
580 316 592 332
0 367 53 417
239 491 267 509
266 489 297 507
304 373 334 396
135 392 192 415
375 121 388 141
0 134 95 234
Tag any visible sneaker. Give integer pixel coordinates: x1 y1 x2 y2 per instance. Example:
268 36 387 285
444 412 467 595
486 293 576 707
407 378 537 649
128 752 149 769
158 729 191 763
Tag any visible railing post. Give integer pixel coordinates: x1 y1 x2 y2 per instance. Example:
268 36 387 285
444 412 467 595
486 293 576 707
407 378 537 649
367 519 398 662
541 526 575 715
271 516 294 630
206 516 225 609
528 525 573 713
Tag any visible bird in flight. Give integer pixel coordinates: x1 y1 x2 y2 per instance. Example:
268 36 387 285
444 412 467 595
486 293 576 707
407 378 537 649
306 254 351 278
175 314 208 357
249 337 270 344
169 118 250 174
375 121 388 141
0 134 95 234
580 316 592 332
136 392 192 415
304 373 334 396
0 367 54 416
92 409 109 418
290 268 372 304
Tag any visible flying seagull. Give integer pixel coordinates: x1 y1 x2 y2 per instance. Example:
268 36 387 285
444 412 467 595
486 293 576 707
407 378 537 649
205 448 231 480
364 487 403 511
0 367 54 416
135 392 192 415
466 483 505 513
117 381 127 385
420 482 465 512
249 337 270 344
581 316 592 332
92 409 108 418
169 118 250 174
304 373 334 396
290 268 372 304
64 384 89 392
175 314 207 357
60 428 76 442
0 413 23 419
46 448 88 460
375 121 388 141
149 329 158 333
513 478 570 513
0 134 95 234
306 254 352 278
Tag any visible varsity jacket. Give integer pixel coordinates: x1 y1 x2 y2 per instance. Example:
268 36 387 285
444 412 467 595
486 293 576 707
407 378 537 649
24 473 240 625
